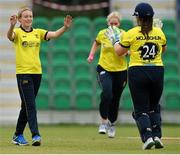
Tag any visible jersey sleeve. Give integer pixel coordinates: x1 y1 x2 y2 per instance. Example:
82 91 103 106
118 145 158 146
37 29 48 41
120 31 131 48
95 30 103 44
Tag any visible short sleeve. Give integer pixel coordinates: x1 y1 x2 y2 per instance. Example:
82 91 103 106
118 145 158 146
95 30 103 44
120 31 130 48
37 29 48 41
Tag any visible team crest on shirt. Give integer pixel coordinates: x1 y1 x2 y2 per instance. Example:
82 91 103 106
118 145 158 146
22 41 28 47
22 41 39 47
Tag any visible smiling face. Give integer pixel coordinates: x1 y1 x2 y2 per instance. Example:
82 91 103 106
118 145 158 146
18 9 33 29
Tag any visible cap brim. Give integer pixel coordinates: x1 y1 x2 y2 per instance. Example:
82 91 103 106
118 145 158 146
132 12 138 16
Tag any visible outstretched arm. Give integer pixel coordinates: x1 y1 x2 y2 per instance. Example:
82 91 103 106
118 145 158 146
7 15 17 41
46 15 72 39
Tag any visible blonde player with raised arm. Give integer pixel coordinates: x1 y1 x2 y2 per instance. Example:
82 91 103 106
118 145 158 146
7 7 72 146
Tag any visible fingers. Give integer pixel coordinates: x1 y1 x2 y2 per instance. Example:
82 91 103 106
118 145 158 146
64 15 73 28
153 18 163 28
87 58 93 63
105 26 113 38
105 26 121 45
10 15 17 25
65 15 73 22
104 30 109 37
66 15 73 20
10 15 17 21
87 58 92 63
105 26 114 41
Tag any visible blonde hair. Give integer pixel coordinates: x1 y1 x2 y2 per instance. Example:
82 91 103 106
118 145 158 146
18 7 32 19
107 11 121 22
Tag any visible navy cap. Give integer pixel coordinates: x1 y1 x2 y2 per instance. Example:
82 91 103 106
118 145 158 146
133 3 154 18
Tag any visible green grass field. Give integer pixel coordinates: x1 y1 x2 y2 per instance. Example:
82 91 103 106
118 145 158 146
0 124 180 154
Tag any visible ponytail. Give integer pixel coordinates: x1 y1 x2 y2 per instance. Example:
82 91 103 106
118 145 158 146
140 17 153 38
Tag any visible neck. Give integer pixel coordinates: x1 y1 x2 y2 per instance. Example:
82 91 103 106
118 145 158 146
21 25 32 32
20 25 33 32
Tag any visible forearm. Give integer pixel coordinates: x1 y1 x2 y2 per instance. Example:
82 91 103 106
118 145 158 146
89 41 99 55
47 26 69 39
114 43 128 56
87 41 99 63
7 25 15 41
54 26 69 37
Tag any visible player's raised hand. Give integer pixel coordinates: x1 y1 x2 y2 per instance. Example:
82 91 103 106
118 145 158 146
64 15 72 29
105 26 121 45
10 15 17 26
153 18 163 28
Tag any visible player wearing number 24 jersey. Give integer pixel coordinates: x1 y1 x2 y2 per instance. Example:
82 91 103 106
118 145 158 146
121 26 166 67
119 3 166 150
106 2 166 150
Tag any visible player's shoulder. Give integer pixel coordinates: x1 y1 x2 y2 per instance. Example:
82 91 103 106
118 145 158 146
32 28 48 35
33 28 45 32
14 27 21 31
127 26 139 33
122 26 139 37
152 27 163 32
96 28 107 37
14 27 24 34
98 28 107 34
152 27 165 36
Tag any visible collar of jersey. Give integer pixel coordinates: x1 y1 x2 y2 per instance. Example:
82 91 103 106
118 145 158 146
20 25 33 33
